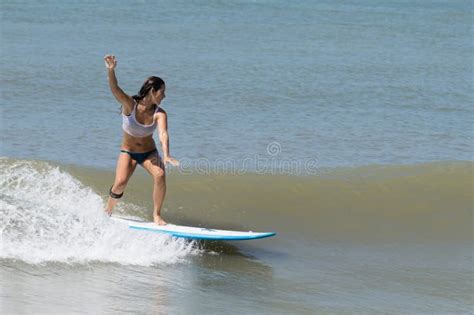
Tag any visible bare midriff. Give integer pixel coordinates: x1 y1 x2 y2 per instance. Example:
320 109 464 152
121 132 156 152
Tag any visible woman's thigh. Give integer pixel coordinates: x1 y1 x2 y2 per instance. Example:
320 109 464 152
141 151 165 178
114 152 138 185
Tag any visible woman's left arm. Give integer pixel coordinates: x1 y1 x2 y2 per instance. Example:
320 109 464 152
157 109 180 166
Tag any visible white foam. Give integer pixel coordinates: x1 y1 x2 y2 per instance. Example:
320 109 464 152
0 159 200 266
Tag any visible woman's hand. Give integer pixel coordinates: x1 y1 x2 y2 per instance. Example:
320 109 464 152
163 156 180 167
104 54 117 70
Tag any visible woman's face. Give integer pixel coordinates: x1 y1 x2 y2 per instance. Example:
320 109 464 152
151 86 166 104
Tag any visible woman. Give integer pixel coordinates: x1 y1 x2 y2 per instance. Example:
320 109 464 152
103 54 179 225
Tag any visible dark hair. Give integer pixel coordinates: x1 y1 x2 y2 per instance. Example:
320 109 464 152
132 76 165 102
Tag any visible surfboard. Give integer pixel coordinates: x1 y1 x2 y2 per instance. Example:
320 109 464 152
112 217 276 241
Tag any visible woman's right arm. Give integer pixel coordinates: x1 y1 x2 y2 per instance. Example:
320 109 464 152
104 55 134 115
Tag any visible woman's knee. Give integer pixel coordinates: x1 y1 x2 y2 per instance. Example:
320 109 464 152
152 169 166 182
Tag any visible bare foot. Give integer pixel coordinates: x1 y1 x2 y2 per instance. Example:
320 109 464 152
153 215 167 226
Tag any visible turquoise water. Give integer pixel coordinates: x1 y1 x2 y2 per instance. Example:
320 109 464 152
1 0 472 170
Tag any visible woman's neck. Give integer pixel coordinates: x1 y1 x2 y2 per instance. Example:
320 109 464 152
137 97 156 111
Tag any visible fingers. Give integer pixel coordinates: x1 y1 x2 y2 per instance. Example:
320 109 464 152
104 55 111 67
104 54 117 68
165 158 180 167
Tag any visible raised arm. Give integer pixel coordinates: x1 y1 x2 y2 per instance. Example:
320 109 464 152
156 109 180 166
104 55 134 115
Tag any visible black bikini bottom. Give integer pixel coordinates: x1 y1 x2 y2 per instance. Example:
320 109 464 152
120 148 157 164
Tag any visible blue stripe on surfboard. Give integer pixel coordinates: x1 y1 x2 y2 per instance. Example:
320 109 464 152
128 225 276 240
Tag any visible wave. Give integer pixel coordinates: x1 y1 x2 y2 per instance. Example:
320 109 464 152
0 158 199 266
1 157 472 261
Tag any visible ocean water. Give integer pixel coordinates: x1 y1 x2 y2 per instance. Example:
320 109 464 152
1 0 473 313
1 0 472 169
1 158 472 313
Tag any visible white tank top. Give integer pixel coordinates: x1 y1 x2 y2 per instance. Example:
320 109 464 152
122 101 160 138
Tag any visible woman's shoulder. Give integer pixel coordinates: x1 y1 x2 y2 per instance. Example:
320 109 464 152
122 98 137 116
154 107 167 124
155 106 166 115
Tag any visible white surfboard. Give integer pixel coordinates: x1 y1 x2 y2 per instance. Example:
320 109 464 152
112 217 276 241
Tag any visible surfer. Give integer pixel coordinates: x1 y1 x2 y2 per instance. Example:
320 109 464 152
103 55 179 225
